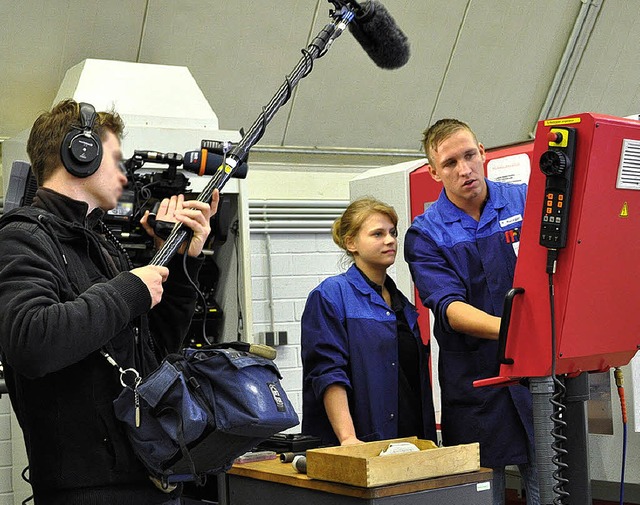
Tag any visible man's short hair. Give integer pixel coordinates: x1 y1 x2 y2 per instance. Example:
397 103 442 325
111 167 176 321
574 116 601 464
27 99 124 185
422 118 479 166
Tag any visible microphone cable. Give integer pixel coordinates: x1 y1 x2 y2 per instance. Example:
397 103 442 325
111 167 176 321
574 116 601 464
20 466 33 505
180 231 214 347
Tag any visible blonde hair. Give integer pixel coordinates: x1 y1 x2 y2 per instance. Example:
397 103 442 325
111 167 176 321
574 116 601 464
332 197 398 260
422 118 479 166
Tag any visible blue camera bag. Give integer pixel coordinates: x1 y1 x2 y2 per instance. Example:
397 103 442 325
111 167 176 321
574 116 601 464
113 346 299 484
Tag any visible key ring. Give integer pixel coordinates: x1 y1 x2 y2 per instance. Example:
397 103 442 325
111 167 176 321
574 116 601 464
120 367 141 389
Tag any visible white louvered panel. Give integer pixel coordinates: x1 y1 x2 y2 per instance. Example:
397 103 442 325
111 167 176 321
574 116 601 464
249 200 348 234
616 139 640 190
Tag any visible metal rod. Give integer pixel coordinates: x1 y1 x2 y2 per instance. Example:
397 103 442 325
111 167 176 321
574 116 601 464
149 8 355 267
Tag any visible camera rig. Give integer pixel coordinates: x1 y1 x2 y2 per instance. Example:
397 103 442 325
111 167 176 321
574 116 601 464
104 150 188 263
104 140 243 266
103 141 246 345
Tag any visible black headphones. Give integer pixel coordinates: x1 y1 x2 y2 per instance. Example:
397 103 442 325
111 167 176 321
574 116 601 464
60 102 103 178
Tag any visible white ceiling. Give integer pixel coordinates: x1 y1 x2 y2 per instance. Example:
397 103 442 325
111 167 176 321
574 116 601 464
1 0 638 153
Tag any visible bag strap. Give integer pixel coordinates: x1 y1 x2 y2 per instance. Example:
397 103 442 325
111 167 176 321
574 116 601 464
171 358 216 422
170 405 203 487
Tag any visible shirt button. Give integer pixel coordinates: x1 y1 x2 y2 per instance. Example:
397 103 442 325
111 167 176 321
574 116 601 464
386 311 391 316
390 413 395 419
391 362 396 367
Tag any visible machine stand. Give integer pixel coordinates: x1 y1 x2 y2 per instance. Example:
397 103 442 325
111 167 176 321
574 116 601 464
530 376 556 505
564 373 592 505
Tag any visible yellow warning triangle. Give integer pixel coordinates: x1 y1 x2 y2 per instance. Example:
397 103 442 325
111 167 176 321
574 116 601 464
620 202 629 217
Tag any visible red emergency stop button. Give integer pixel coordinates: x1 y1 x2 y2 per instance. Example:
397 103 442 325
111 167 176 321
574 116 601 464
548 130 563 144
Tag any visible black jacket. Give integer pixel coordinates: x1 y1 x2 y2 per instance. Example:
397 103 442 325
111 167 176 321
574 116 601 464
0 188 203 504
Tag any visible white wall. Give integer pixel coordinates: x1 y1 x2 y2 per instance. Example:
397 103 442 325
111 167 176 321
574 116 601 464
0 394 13 505
251 232 344 424
590 360 640 486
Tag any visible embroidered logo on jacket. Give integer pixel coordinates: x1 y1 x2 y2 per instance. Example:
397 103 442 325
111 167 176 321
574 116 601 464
504 227 521 244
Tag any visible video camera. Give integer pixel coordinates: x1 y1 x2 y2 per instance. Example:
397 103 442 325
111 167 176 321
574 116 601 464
103 141 248 346
104 140 248 267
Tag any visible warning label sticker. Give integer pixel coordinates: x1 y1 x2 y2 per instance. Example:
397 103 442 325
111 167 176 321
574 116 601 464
543 117 582 127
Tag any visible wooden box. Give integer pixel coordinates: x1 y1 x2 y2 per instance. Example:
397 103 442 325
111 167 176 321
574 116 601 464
306 437 480 488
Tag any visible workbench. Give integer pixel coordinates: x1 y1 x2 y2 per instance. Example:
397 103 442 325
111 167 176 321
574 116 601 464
219 458 493 505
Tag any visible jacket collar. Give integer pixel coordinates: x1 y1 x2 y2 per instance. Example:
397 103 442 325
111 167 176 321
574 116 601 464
33 188 105 228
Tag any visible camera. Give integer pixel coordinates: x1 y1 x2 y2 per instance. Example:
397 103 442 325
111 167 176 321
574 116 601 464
105 140 246 266
104 141 247 345
104 150 191 265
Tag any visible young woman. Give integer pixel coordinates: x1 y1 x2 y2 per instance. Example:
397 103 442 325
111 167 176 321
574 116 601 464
301 197 437 446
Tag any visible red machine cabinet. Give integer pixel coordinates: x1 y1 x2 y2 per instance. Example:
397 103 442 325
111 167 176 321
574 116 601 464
486 112 640 381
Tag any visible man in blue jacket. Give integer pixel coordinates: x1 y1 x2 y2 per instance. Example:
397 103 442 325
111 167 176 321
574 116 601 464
405 119 539 505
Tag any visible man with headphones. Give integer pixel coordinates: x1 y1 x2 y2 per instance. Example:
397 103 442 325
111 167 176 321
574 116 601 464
0 99 219 504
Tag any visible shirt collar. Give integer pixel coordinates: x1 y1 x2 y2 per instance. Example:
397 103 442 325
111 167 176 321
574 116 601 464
352 265 403 310
437 179 509 224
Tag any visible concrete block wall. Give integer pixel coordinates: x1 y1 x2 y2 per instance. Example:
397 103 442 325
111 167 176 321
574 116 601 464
0 394 13 505
250 232 343 429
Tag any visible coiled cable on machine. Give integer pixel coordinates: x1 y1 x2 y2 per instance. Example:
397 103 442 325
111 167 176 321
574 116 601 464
547 252 570 504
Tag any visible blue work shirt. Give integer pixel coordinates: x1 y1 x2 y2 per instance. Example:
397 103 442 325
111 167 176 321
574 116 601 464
301 264 437 446
405 179 534 467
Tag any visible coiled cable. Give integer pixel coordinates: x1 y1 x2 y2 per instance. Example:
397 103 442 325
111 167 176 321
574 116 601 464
547 250 569 504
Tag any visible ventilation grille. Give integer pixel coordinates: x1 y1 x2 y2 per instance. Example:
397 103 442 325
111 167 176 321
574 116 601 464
616 139 640 190
249 200 348 234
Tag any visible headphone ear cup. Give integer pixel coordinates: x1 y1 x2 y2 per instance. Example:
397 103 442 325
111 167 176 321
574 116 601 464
60 103 103 178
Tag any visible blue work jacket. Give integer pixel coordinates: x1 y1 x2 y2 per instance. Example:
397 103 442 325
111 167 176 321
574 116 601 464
405 179 534 468
301 265 436 446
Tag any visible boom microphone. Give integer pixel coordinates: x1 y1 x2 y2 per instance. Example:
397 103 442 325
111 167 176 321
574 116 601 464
346 0 410 69
183 150 248 179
